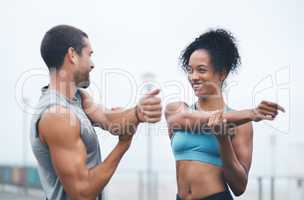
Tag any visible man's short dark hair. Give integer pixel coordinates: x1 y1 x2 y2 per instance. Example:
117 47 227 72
40 25 88 71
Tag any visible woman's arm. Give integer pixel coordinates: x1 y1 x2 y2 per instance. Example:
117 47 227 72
165 101 284 136
206 101 284 196
217 123 253 196
165 102 210 138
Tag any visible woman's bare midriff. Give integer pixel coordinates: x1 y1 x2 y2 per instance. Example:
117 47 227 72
176 160 226 200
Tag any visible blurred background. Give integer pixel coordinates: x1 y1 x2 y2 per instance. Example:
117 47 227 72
1 0 303 199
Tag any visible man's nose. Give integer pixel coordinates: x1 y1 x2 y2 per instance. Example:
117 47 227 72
90 61 95 69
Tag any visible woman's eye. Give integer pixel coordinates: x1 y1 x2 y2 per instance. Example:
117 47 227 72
185 66 193 73
199 68 207 73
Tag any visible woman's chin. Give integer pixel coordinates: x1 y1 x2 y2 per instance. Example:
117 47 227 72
194 91 208 98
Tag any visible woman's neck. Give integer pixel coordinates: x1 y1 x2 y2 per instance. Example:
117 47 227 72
197 94 225 111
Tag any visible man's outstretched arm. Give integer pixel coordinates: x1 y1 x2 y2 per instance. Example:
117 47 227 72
80 89 162 135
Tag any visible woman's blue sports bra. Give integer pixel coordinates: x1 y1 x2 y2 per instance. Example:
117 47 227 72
171 103 233 167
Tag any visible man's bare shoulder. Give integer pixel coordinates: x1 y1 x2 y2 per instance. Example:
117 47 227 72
38 105 80 146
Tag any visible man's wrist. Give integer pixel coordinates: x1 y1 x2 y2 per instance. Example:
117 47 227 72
117 139 132 149
135 105 144 123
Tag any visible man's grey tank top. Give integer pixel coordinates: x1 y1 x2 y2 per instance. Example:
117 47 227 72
30 86 103 200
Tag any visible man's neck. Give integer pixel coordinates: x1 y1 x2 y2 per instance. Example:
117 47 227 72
49 70 77 100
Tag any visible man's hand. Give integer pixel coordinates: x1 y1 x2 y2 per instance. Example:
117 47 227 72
136 89 162 123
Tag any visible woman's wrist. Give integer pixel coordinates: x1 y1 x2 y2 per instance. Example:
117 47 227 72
248 109 257 122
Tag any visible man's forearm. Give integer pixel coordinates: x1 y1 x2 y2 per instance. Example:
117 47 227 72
84 141 131 199
93 106 140 135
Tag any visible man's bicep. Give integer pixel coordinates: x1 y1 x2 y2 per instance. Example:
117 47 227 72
49 137 89 198
38 108 89 196
48 134 88 181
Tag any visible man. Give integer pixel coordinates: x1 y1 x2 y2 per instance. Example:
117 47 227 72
30 25 162 200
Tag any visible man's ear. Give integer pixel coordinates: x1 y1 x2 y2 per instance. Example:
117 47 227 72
66 47 78 65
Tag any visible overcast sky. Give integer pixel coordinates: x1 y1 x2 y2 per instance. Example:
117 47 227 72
1 0 303 177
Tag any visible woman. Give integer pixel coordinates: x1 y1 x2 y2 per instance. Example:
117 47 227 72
165 29 284 200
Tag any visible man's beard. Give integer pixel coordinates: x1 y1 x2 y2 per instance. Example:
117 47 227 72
74 71 90 88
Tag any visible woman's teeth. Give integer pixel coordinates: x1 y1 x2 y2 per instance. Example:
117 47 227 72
193 83 202 89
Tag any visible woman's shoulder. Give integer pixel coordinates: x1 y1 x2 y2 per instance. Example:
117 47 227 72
225 105 235 112
164 101 192 122
165 101 190 112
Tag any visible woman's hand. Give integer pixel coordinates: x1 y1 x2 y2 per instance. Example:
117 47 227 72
207 110 234 136
206 100 285 135
251 101 285 122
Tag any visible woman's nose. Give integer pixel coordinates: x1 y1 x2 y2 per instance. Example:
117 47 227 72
190 71 200 81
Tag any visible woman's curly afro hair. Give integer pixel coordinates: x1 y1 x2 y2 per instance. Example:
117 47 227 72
180 29 241 76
